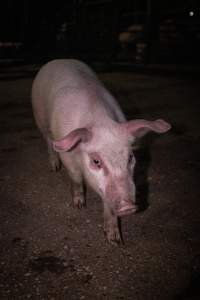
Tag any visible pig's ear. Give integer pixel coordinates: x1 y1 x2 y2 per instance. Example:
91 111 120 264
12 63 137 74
52 128 92 152
123 119 171 138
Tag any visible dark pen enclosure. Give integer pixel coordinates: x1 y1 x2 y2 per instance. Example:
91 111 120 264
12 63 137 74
1 0 200 65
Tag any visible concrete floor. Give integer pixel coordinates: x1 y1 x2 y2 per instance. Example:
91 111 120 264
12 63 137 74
0 67 200 299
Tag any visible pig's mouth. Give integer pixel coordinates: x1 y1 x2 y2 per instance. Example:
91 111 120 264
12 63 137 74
116 204 138 217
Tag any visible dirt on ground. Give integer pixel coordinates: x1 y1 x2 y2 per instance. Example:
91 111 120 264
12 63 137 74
0 67 200 300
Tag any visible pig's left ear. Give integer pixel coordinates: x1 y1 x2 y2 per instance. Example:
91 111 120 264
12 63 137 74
122 119 171 138
52 128 92 152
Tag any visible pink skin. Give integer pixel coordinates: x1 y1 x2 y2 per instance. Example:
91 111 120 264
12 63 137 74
53 128 91 152
89 152 109 175
105 176 137 216
86 150 137 244
52 120 170 244
53 133 138 244
32 59 171 244
88 151 137 216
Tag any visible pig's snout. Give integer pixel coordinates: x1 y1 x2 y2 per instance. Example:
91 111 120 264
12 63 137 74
105 177 138 216
116 200 138 217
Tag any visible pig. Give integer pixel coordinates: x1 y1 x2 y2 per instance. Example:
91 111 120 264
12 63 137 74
31 59 171 244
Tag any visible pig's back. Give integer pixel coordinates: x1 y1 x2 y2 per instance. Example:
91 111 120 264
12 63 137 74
31 59 125 139
31 59 99 133
32 59 98 104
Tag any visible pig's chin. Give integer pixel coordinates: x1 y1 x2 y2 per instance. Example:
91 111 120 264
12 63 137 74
116 204 138 217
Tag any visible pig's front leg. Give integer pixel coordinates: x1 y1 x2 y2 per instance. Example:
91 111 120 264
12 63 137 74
103 202 121 244
71 180 86 209
60 154 86 208
47 138 61 171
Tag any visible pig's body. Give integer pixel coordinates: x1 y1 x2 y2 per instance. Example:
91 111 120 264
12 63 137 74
32 60 125 140
32 59 171 244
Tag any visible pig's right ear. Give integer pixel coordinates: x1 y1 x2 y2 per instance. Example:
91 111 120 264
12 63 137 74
122 119 171 138
52 128 92 152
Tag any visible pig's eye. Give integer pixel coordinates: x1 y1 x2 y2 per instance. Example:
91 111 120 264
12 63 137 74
93 159 101 168
89 153 103 170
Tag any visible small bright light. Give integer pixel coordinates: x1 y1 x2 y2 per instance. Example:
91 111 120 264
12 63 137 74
189 11 194 17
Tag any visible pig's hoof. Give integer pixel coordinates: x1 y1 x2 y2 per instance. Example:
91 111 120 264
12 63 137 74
73 196 86 209
50 158 61 172
104 228 122 245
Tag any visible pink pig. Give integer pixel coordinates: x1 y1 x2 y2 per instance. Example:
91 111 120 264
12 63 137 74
31 59 171 244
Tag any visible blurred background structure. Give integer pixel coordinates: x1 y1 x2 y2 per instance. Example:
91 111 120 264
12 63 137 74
0 0 200 65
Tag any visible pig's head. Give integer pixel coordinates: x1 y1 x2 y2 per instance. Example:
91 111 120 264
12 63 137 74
53 119 171 216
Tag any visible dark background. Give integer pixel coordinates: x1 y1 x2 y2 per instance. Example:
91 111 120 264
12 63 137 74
0 0 200 65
